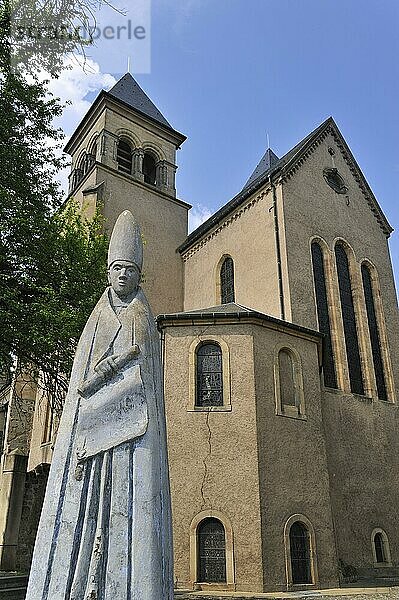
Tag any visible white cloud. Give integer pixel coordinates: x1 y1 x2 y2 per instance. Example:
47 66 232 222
48 56 116 135
38 57 116 195
188 203 213 233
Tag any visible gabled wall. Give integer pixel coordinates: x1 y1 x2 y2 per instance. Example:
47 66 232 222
182 186 282 317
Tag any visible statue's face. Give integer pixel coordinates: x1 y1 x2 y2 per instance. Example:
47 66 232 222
108 261 140 298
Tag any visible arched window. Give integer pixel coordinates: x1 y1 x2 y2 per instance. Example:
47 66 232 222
143 152 157 184
361 265 387 401
372 529 390 565
87 140 97 170
335 243 364 395
374 532 386 563
117 139 132 174
279 349 296 408
196 343 223 407
275 347 305 418
289 521 312 584
220 257 235 304
311 242 337 388
197 518 226 583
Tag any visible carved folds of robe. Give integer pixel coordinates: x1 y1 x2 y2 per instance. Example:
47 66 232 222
27 287 173 599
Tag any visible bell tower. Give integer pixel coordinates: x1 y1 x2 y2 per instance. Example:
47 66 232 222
64 73 189 316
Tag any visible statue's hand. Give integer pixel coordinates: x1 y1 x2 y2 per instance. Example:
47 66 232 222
131 344 140 357
94 355 119 379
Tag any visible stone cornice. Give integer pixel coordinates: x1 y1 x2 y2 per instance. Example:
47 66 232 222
181 188 269 261
156 308 323 347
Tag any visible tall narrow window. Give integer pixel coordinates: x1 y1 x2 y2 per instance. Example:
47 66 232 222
290 522 312 584
311 242 337 388
279 350 296 408
361 265 387 401
143 152 156 184
335 244 364 395
196 343 223 407
117 139 132 174
220 257 235 304
197 518 226 583
374 532 387 564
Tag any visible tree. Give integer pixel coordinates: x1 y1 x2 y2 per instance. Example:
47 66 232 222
0 0 108 414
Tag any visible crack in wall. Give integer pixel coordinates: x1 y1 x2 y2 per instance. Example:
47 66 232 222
200 409 212 511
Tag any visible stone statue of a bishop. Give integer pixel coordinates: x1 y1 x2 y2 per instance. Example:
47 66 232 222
27 210 173 600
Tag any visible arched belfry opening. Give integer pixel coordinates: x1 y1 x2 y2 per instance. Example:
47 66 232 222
116 139 133 174
143 152 157 185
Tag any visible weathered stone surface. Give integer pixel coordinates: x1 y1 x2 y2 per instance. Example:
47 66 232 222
26 211 173 599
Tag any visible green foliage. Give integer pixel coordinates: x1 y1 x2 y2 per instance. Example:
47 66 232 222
0 4 108 410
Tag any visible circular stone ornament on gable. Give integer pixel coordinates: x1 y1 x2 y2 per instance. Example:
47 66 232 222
323 167 348 194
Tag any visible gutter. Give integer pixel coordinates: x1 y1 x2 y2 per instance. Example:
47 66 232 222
270 174 285 321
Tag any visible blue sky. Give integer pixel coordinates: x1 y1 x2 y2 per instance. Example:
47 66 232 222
53 0 399 286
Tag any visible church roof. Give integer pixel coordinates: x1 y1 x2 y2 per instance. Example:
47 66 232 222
179 117 393 253
156 302 322 340
108 73 173 129
242 147 280 190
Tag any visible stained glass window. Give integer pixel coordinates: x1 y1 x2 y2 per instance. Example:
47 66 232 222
117 140 132 174
311 242 337 388
197 518 226 583
335 244 364 395
290 522 312 584
220 257 235 304
361 265 387 401
196 344 223 407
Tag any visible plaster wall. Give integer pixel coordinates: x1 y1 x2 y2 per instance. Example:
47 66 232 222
253 327 338 591
182 188 281 318
321 390 399 575
162 323 264 593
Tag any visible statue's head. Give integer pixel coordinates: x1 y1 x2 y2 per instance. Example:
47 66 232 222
107 211 143 299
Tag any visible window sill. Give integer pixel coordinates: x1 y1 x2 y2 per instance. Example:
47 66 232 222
374 562 393 568
376 398 395 405
188 405 232 412
276 408 307 421
193 582 235 591
287 583 317 591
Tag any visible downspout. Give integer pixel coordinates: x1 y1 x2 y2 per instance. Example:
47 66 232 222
270 174 285 321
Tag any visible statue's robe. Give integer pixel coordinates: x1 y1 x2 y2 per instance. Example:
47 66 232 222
27 287 173 600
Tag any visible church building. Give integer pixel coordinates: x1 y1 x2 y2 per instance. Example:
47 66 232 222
0 73 398 595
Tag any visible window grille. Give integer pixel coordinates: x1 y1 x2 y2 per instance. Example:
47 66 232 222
220 257 235 304
361 265 387 401
311 242 337 388
117 140 132 174
196 344 223 407
290 522 312 584
335 244 364 395
197 518 226 583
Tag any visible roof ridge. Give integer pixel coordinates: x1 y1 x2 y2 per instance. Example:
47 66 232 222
108 72 172 129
